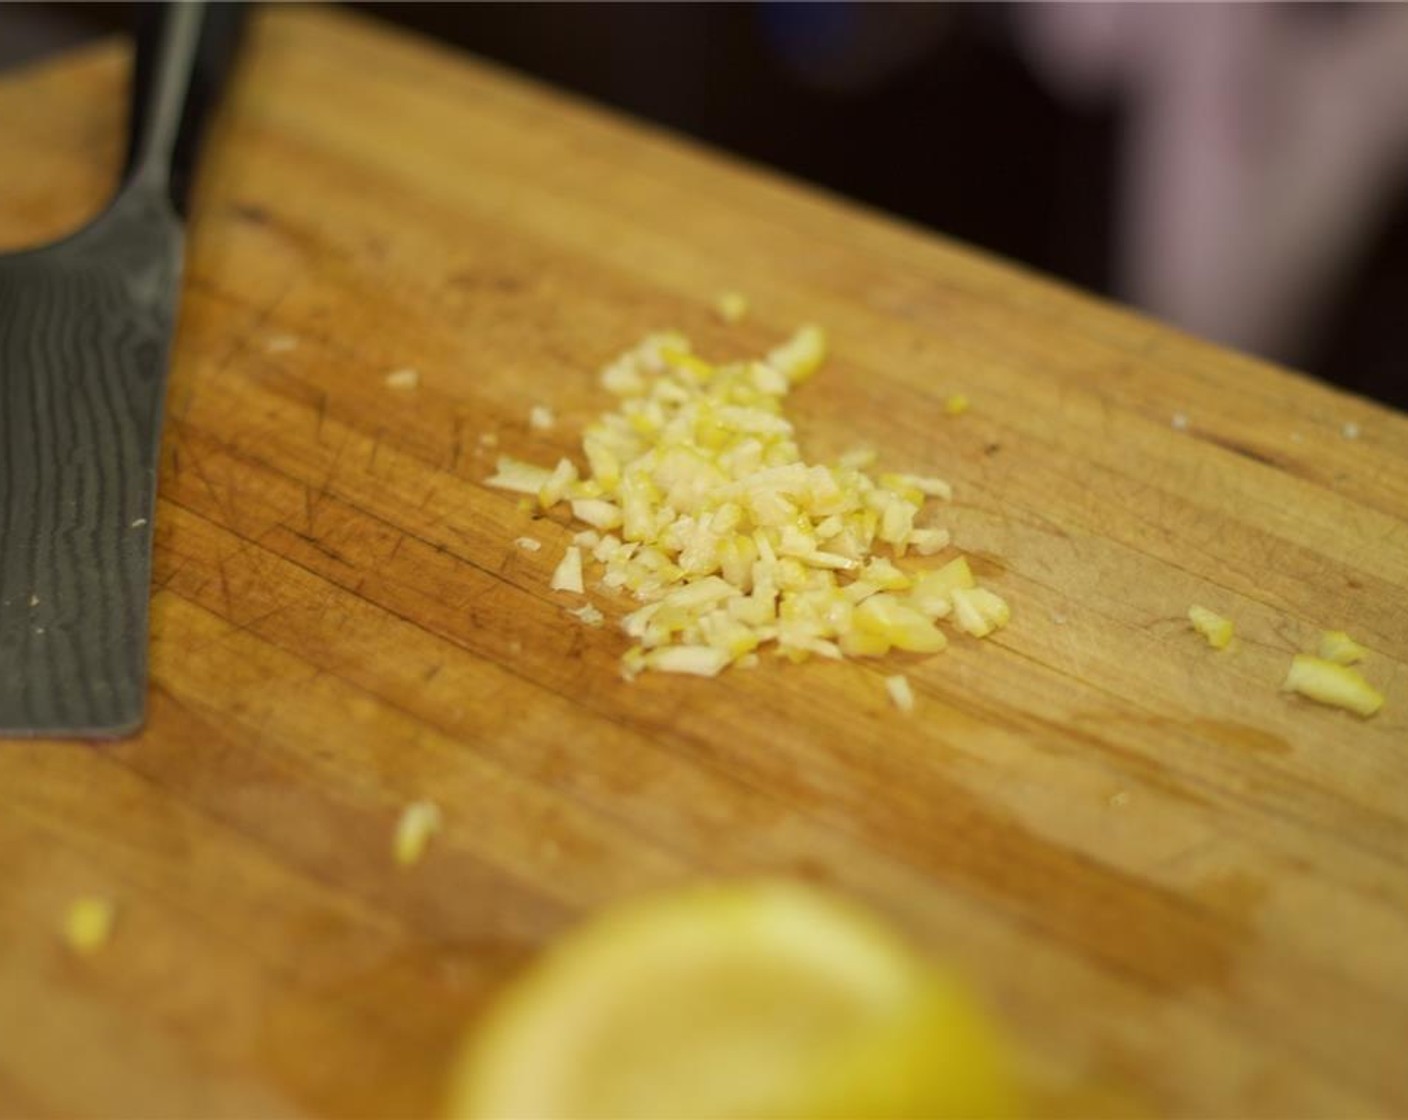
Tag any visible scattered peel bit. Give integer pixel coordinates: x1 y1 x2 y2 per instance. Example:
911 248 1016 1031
716 290 749 324
63 896 116 955
1283 654 1383 718
384 367 420 390
487 456 553 495
885 674 916 713
952 587 1010 639
529 405 556 431
1188 605 1234 650
514 536 542 553
489 326 1009 678
570 603 605 627
1318 630 1367 666
394 800 443 867
550 546 585 593
944 394 969 417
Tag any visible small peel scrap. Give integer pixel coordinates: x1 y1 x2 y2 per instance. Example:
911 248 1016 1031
63 896 117 955
1283 654 1384 718
886 674 916 713
550 546 585 594
715 290 749 324
1318 630 1367 666
394 800 443 867
384 367 420 391
1188 605 1234 649
487 326 1009 678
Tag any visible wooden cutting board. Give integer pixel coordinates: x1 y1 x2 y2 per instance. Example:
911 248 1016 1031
3 8 1407 1117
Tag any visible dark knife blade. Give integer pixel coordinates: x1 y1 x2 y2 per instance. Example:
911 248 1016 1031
0 2 243 737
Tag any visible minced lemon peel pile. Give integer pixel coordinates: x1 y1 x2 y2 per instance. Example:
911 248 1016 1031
488 326 1009 678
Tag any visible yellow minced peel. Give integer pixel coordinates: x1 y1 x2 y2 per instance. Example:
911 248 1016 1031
1318 630 1368 666
394 800 444 867
1283 654 1384 718
885 674 916 713
715 290 749 324
63 896 117 955
489 326 1009 678
1188 605 1234 650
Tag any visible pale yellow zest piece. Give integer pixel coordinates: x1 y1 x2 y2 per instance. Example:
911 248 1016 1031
63 897 116 955
1188 605 1233 649
837 447 877 470
570 603 605 627
539 458 579 508
1318 630 1368 666
551 547 585 594
882 472 953 501
486 456 554 496
715 291 749 324
645 644 732 677
529 405 556 431
952 587 1011 639
910 556 974 617
1283 654 1383 718
885 674 916 713
766 324 827 384
446 881 1022 1120
571 498 623 532
944 394 969 416
394 800 443 867
514 537 542 553
385 367 420 390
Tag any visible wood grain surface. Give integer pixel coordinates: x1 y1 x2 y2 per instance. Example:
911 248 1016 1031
2 8 1407 1117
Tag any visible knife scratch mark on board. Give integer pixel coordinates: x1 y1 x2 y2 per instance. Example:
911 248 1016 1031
368 428 384 475
219 603 293 650
290 528 348 568
218 557 234 618
450 417 465 472
179 427 234 529
307 429 352 534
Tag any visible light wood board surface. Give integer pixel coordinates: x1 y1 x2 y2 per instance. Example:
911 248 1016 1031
2 7 1407 1117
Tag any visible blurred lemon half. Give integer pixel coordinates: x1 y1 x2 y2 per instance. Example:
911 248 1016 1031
445 880 1022 1120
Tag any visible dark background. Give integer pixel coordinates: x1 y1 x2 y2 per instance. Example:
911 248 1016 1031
3 2 1405 411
